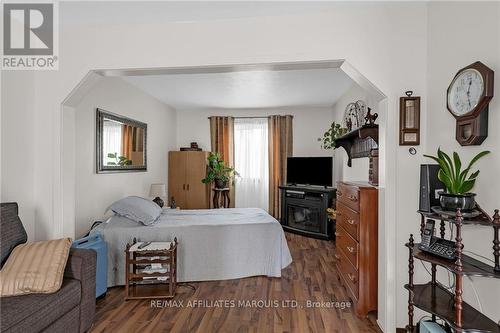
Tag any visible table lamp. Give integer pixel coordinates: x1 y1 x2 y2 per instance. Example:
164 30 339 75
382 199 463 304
150 183 166 207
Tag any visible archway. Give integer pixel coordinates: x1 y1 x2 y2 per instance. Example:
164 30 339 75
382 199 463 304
60 59 395 329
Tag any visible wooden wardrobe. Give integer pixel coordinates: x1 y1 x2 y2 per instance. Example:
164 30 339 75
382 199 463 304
168 151 210 209
335 181 378 316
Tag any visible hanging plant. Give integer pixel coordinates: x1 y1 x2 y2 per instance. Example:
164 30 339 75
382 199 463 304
317 122 348 150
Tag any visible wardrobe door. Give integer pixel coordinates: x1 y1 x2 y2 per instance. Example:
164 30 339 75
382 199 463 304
168 152 187 209
185 152 209 209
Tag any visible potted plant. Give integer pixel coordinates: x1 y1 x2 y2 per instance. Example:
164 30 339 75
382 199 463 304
107 152 132 166
424 148 490 211
201 152 238 189
317 121 348 150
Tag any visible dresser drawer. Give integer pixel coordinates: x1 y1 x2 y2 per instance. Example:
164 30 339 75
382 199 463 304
336 225 359 269
335 250 359 299
336 202 359 240
336 183 360 212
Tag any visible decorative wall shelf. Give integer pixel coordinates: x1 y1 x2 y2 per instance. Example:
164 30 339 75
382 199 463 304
335 124 378 167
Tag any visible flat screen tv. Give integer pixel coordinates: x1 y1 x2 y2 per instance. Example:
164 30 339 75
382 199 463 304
286 157 333 187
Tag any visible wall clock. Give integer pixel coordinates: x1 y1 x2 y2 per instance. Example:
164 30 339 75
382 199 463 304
447 61 494 146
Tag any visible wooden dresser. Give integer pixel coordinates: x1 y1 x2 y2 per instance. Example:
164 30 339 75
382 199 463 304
335 181 378 316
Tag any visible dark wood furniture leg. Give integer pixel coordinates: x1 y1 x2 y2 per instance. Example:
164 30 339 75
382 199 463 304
420 215 425 236
454 209 464 328
408 234 415 331
125 244 130 299
493 210 500 272
213 191 220 208
431 263 437 322
440 219 446 239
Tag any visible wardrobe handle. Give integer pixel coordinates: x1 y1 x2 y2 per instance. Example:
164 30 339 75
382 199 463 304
187 184 190 191
183 184 186 190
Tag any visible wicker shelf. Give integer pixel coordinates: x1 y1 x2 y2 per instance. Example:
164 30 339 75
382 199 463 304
405 282 500 333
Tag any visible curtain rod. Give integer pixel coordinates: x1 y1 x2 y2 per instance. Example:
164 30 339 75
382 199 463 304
207 115 294 119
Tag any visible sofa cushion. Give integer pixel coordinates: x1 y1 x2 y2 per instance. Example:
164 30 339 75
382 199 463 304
0 203 27 268
0 238 72 296
0 278 81 333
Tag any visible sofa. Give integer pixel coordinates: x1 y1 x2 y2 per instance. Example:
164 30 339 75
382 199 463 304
0 203 97 333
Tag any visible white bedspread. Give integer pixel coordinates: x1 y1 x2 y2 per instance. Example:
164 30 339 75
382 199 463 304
91 208 292 286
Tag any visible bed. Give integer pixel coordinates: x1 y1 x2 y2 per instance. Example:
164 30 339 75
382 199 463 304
91 208 292 286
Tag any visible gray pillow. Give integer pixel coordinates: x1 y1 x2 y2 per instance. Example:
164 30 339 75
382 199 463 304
108 196 162 226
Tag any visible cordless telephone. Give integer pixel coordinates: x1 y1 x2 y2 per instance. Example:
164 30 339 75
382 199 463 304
420 219 435 248
419 219 456 260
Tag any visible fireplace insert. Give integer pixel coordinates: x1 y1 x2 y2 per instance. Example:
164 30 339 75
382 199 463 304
279 185 336 240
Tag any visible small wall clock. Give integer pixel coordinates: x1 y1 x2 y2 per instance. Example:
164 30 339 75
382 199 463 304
447 61 494 146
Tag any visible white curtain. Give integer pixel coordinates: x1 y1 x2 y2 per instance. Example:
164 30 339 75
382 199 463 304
102 120 122 165
234 118 269 211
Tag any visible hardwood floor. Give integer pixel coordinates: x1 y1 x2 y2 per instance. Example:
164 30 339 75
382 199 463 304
91 232 381 333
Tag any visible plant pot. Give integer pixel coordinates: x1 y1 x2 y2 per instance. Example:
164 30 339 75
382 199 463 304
439 192 476 212
214 179 228 189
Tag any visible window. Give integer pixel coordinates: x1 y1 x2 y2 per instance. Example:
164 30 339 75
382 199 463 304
102 119 122 166
234 118 269 211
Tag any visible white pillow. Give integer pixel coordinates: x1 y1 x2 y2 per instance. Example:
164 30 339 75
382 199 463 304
108 196 162 225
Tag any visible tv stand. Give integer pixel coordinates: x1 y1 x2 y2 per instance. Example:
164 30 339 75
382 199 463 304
279 185 336 240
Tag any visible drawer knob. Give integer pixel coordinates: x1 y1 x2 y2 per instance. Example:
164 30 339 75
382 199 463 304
334 254 341 260
334 232 341 237
337 191 343 196
337 212 343 216
347 246 356 253
348 273 357 283
347 219 355 225
348 195 358 202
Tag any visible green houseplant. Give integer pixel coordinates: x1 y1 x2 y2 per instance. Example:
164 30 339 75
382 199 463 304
107 152 132 166
201 152 238 189
424 148 490 211
317 121 348 150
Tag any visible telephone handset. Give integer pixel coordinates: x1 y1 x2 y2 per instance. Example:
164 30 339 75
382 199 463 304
419 219 456 260
421 219 435 248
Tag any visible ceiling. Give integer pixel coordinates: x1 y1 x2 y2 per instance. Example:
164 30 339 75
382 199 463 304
61 2 341 26
122 68 354 110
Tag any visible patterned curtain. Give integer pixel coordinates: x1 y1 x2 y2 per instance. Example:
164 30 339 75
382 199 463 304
268 115 293 219
209 116 235 208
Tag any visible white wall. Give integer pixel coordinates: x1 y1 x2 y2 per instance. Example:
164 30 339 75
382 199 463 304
0 2 432 331
331 83 379 183
424 1 500 325
72 77 176 237
176 106 333 157
1 71 36 240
